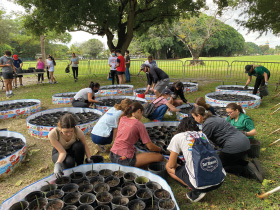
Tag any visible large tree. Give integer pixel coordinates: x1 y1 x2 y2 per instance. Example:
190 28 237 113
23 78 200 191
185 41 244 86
79 39 104 59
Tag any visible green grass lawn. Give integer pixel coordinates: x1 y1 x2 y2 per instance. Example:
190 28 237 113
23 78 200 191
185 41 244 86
1 57 280 208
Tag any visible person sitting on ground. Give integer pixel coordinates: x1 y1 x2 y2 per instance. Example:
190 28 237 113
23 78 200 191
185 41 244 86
49 113 92 178
168 81 188 107
194 97 216 115
13 54 23 88
72 81 100 108
91 98 133 153
149 88 180 122
144 55 158 70
110 102 164 168
191 106 264 183
166 117 225 202
244 64 270 98
138 63 170 97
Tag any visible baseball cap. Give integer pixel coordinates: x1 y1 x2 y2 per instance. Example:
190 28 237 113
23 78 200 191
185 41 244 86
137 64 149 76
13 55 18 60
162 88 173 95
245 65 253 73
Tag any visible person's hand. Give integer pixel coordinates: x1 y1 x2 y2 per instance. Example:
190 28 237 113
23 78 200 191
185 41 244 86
264 82 268 87
144 91 148 94
54 162 64 178
244 85 248 90
240 130 247 136
85 158 93 163
5 64 11 67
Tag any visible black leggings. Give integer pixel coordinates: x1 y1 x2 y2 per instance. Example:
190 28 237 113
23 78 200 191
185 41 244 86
110 70 119 85
52 141 85 169
47 70 50 80
72 67 78 79
38 73 44 82
253 74 270 95
72 100 89 108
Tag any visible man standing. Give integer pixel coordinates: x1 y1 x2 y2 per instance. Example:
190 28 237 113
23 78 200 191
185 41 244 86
138 63 170 97
13 54 23 88
115 50 125 84
108 49 119 85
0 51 16 98
125 50 131 83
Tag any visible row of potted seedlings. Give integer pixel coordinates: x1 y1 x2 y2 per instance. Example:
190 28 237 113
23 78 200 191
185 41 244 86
0 102 38 112
0 136 25 159
9 166 176 210
96 99 146 107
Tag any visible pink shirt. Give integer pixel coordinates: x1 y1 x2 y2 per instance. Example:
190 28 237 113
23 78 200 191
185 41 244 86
110 116 151 158
37 61 45 69
153 96 168 108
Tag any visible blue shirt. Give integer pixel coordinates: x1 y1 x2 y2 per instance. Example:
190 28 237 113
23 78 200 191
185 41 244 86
91 107 123 137
13 59 22 68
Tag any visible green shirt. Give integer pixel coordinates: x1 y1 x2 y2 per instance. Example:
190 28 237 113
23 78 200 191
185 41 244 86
248 66 270 77
226 113 255 139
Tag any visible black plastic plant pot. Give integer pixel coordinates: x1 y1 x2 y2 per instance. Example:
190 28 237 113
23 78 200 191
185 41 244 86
62 183 79 194
77 204 94 210
112 170 125 180
93 183 110 194
89 155 104 163
89 176 104 186
94 205 110 210
78 184 94 194
158 199 176 210
0 155 6 159
109 187 122 198
134 176 150 189
111 196 129 209
154 189 171 201
77 178 90 187
121 182 136 188
28 197 48 210
63 192 81 206
85 170 99 179
40 183 58 193
146 181 162 193
24 190 45 203
70 171 85 184
96 191 113 206
127 199 146 210
78 193 96 206
9 201 29 210
146 199 159 210
55 176 71 189
98 169 113 178
123 172 137 183
136 188 153 203
105 176 120 189
46 199 64 210
46 189 65 201
62 205 77 210
114 206 129 210
121 185 137 200
148 162 167 180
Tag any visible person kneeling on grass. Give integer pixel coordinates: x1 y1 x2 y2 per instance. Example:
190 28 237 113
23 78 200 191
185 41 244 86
166 117 225 202
110 102 164 168
49 113 92 178
91 98 133 153
149 88 180 122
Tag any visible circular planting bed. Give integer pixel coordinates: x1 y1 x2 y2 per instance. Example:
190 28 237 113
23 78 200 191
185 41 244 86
97 85 134 96
169 82 198 93
26 107 103 139
0 99 41 120
0 131 26 178
96 96 147 113
1 164 179 210
205 91 261 109
133 88 156 102
216 85 254 94
52 92 77 105
176 104 195 121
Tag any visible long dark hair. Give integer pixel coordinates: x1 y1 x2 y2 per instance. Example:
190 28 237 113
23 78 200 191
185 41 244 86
120 102 144 118
195 97 210 110
48 55 56 66
57 113 77 129
173 81 184 91
226 103 244 113
191 106 213 122
89 82 100 90
176 117 199 134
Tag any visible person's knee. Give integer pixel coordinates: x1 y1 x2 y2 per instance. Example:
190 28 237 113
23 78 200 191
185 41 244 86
154 153 164 162
64 156 75 169
73 141 85 152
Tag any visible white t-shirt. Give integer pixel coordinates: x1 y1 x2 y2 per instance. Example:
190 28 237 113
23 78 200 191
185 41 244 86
74 88 93 101
91 107 123 137
108 56 117 70
47 59 54 72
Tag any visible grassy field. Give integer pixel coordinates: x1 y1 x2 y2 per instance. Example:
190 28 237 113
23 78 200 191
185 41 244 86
0 56 280 208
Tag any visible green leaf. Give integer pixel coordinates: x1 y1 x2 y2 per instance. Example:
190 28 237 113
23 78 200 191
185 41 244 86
15 180 23 186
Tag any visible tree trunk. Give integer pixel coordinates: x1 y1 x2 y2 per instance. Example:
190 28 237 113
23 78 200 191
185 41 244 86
40 35 46 62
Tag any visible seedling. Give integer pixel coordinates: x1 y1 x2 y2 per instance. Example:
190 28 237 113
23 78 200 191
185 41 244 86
72 170 76 178
20 201 24 210
86 195 90 203
35 195 39 209
152 196 154 208
138 203 140 210
45 181 52 191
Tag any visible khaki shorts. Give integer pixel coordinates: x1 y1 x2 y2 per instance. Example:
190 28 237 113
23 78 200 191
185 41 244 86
154 78 170 94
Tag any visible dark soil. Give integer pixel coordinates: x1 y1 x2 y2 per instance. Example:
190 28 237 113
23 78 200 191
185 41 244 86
99 169 112 177
105 179 119 187
46 202 63 210
112 170 124 178
155 189 170 199
65 197 79 204
110 188 122 197
213 106 228 118
209 94 256 101
29 111 100 126
78 184 93 193
48 193 62 199
90 177 104 186
94 183 110 193
80 195 94 203
99 86 131 90
159 199 175 209
54 93 76 98
85 170 98 178
97 98 146 107
129 202 145 210
146 182 161 192
123 172 137 181
179 104 195 114
135 90 155 95
219 86 251 91
0 102 37 111
0 136 25 158
97 194 112 202
138 191 151 199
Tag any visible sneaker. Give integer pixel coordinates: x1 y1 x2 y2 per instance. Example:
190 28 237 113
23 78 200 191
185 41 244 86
6 94 11 98
49 80 51 84
186 191 206 202
54 81 58 84
247 162 263 183
166 110 173 116
74 79 77 82
252 159 265 178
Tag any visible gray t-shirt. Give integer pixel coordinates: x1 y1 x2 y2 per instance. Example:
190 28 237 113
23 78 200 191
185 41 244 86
71 57 79 67
74 88 93 101
145 60 158 71
202 116 250 154
0 56 13 73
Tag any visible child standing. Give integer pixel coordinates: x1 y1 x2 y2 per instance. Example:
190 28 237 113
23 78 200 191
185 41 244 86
36 57 45 84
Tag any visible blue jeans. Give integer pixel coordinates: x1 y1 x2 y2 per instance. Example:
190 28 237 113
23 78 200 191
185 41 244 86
91 130 113 145
125 67 130 82
151 105 168 121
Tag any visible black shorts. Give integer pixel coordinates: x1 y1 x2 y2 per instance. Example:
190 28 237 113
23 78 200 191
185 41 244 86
2 72 14 79
110 152 136 167
16 75 23 78
117 71 125 75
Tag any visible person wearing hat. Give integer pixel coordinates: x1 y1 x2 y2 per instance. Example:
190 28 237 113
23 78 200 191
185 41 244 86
138 63 170 97
244 65 270 97
13 54 23 88
149 88 180 122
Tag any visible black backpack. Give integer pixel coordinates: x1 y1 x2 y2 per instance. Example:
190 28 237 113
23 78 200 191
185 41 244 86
65 65 70 73
143 97 164 119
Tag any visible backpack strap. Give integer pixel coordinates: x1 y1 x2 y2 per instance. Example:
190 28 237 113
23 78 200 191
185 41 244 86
56 128 60 142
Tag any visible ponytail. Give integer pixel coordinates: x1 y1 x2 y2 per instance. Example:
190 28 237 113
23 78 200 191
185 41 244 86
226 103 244 113
119 102 144 119
114 98 133 111
194 97 210 110
191 106 213 123
89 82 100 90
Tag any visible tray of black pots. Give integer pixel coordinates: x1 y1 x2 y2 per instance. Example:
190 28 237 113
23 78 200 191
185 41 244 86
52 92 78 105
26 107 103 139
0 131 27 178
96 96 147 113
133 88 156 101
0 99 41 120
1 163 180 210
205 91 261 109
97 85 134 96
216 85 255 94
169 82 198 93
